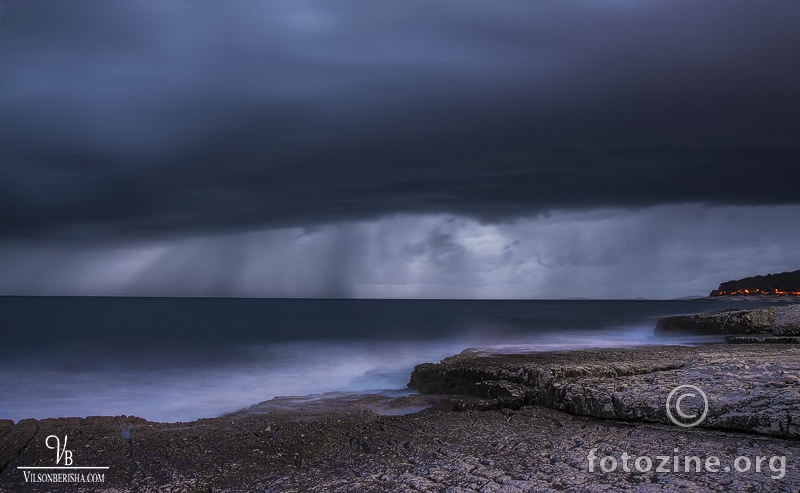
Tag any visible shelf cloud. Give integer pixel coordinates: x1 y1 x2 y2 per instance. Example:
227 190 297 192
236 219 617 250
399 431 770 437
1 1 799 296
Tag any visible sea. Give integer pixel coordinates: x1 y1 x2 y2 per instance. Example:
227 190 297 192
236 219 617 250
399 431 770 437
0 297 783 423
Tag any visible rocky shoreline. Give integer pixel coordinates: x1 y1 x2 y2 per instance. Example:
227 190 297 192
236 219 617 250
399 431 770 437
3 309 800 491
3 343 800 491
656 303 800 343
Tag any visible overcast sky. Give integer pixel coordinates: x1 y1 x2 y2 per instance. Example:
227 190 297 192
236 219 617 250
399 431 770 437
1 0 799 298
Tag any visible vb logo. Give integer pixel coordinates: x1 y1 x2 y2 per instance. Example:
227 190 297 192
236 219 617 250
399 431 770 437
46 435 73 466
17 433 108 482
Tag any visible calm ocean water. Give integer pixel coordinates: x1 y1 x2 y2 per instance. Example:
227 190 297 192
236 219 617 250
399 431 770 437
0 297 781 422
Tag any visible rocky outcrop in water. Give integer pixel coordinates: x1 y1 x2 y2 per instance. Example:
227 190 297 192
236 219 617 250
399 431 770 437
654 306 776 334
654 305 800 335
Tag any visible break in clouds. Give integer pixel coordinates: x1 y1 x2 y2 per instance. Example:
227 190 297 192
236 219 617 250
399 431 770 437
2 205 800 299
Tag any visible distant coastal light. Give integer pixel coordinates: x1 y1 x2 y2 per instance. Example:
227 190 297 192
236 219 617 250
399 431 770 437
709 269 800 297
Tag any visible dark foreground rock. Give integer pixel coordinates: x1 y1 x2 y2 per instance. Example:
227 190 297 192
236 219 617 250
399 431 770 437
410 345 800 437
2 344 800 492
2 404 799 492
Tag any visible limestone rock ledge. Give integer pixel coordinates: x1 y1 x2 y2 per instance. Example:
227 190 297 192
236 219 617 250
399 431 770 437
409 345 800 437
654 304 800 335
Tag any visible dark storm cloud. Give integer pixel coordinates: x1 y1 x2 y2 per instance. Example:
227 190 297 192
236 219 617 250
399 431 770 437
1 0 799 239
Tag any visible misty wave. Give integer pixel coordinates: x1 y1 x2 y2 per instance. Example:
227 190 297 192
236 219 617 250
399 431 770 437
0 325 718 423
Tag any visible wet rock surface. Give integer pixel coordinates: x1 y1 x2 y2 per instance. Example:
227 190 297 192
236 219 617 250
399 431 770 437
2 344 800 492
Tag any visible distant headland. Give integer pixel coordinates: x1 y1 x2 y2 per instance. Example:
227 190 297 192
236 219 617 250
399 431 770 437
710 268 800 296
